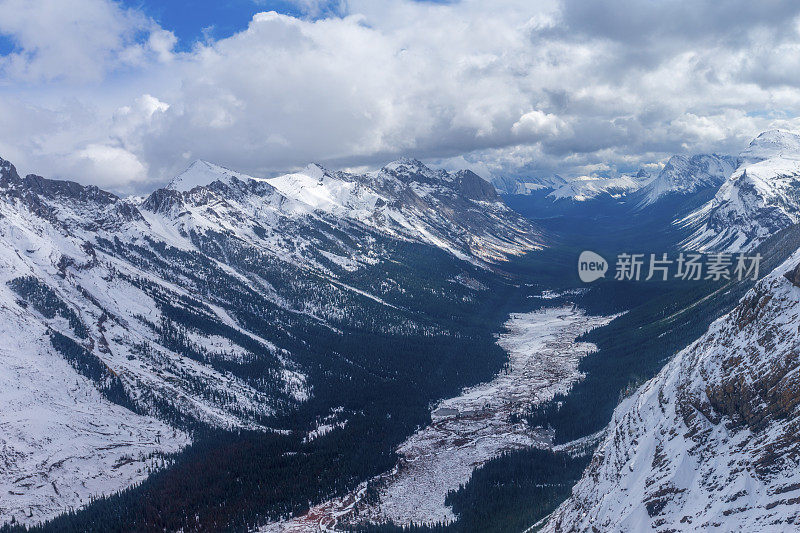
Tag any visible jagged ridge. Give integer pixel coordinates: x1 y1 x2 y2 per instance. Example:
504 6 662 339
545 247 800 531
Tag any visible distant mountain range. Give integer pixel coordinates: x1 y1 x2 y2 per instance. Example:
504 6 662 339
494 172 649 202
498 130 800 257
164 158 541 263
494 154 735 207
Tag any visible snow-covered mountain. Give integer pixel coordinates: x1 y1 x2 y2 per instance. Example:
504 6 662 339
546 174 646 202
166 159 255 192
0 155 542 525
636 154 736 207
493 175 569 195
0 159 303 523
165 158 542 264
683 130 800 251
498 153 736 208
544 247 800 532
496 173 648 202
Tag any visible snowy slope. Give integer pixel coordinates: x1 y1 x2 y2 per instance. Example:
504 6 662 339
0 153 544 526
0 165 199 524
683 130 800 252
162 157 543 264
0 160 304 524
544 248 800 532
0 166 305 427
267 159 543 263
0 304 189 524
637 154 736 207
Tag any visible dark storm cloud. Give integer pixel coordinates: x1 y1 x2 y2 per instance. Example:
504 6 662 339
560 0 800 45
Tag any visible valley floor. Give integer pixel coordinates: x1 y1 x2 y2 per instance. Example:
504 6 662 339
264 305 615 531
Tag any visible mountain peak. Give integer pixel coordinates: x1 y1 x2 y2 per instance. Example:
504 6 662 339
166 160 251 192
381 157 429 174
663 153 690 169
684 134 800 252
0 156 20 185
302 163 328 181
740 129 800 164
637 153 735 207
453 169 499 201
379 157 454 186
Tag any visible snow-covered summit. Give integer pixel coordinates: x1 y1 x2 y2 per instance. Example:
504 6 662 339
637 154 736 206
166 160 258 192
683 130 800 252
380 157 445 180
739 129 800 164
0 156 16 178
265 164 359 213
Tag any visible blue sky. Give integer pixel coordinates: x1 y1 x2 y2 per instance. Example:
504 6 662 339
0 0 338 55
114 0 453 51
0 1 315 56
118 1 315 49
0 33 13 54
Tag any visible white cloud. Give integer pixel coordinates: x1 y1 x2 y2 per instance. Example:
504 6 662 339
3 0 800 191
512 110 568 138
147 29 178 64
0 0 173 82
74 144 147 187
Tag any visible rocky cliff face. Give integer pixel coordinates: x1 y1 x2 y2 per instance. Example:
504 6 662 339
544 249 800 532
454 169 499 201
